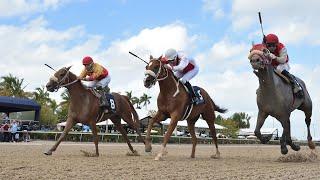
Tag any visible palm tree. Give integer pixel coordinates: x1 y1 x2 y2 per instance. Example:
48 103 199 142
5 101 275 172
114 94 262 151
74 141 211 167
231 112 251 128
139 93 152 110
0 74 28 97
125 91 134 102
33 86 51 105
131 97 141 109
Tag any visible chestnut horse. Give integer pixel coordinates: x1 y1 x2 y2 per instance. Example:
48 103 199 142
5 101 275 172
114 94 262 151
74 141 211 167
45 66 144 156
144 56 227 160
248 44 315 154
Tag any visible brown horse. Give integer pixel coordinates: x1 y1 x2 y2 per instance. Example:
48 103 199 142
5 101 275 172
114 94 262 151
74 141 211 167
143 56 227 160
45 66 144 156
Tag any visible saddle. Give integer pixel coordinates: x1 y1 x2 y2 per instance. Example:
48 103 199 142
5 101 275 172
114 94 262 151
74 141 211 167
181 84 205 105
90 89 117 114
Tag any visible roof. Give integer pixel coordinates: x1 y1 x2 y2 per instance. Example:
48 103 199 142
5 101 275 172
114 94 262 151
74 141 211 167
0 96 41 112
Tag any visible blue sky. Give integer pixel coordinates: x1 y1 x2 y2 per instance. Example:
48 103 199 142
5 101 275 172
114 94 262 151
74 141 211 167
1 0 320 140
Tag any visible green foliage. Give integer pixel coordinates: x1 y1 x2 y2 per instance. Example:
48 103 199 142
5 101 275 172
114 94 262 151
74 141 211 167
139 93 152 109
39 104 58 125
215 112 251 138
126 91 152 110
0 74 29 97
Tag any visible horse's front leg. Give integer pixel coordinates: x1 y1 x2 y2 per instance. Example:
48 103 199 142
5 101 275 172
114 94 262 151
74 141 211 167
44 118 75 155
155 113 180 161
254 110 268 144
282 119 300 153
145 111 166 152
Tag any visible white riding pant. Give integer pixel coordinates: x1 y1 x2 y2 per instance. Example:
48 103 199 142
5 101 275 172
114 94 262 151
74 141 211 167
86 75 111 88
174 65 199 84
276 63 290 72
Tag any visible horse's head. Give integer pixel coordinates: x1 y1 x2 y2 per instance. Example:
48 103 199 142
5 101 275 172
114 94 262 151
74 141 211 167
144 55 168 88
248 44 272 70
46 66 75 92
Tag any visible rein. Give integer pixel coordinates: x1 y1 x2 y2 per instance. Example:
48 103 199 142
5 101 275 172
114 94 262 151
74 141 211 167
249 49 272 68
50 68 79 91
144 59 169 82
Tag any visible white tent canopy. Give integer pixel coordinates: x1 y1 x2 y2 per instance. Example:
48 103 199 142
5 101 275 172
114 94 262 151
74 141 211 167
238 128 277 136
161 119 226 130
96 119 127 126
57 121 83 127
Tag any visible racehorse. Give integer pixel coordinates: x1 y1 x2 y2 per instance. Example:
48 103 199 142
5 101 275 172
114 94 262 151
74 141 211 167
248 44 315 154
45 66 144 156
144 56 227 160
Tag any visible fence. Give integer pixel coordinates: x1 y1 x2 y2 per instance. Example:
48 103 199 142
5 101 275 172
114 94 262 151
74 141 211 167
2 131 319 146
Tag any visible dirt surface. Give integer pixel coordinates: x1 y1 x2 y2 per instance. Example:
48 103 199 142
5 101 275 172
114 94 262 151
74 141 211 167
0 141 319 180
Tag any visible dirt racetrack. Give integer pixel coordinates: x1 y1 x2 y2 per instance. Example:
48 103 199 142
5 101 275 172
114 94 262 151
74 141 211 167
0 141 319 180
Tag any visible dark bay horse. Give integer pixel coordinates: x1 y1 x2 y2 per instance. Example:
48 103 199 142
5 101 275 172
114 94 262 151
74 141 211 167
45 66 144 156
248 44 315 154
144 56 227 160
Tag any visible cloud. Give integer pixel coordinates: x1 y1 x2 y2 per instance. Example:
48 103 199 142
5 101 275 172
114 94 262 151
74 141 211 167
202 0 225 19
0 0 71 17
0 16 103 102
231 0 320 45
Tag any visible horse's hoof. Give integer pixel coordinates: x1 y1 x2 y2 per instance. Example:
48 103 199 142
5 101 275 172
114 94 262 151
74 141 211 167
260 137 270 144
145 146 152 153
211 154 220 159
44 151 52 156
155 156 162 161
291 144 301 151
281 148 288 155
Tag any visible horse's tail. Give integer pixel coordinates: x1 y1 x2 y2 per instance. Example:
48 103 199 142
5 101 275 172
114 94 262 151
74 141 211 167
209 98 227 113
123 95 145 144
123 95 140 123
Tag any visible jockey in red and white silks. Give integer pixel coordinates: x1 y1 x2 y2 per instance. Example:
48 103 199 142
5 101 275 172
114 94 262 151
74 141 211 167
263 33 303 97
163 48 200 104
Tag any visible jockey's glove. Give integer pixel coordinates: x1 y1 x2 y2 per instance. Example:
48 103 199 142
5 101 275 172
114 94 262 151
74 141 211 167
268 53 277 60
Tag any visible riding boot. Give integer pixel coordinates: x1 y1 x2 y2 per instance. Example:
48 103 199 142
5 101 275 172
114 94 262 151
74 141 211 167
281 70 304 98
184 81 200 105
96 86 109 108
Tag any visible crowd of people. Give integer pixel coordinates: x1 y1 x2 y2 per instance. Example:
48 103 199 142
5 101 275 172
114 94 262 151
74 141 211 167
0 117 31 142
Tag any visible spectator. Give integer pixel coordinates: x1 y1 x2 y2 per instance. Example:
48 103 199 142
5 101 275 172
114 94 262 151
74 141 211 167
2 121 10 142
0 124 4 141
10 120 18 142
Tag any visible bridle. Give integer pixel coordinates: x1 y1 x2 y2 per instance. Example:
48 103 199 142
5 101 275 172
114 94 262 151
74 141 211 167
249 48 272 69
144 59 169 85
49 68 78 91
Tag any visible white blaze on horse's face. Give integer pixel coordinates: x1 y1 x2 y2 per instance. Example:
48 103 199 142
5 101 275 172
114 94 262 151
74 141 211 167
144 60 161 88
50 76 58 83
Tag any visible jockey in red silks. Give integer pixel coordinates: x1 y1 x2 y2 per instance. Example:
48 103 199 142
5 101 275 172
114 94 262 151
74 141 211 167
162 48 201 104
263 34 303 98
78 56 111 108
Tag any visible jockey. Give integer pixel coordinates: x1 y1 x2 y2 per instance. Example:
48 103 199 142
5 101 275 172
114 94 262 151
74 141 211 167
263 34 303 98
78 56 111 108
163 48 201 105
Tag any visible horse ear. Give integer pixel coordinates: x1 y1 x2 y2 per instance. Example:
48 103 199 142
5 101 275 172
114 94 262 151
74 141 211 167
150 55 153 60
66 66 72 70
158 55 162 60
